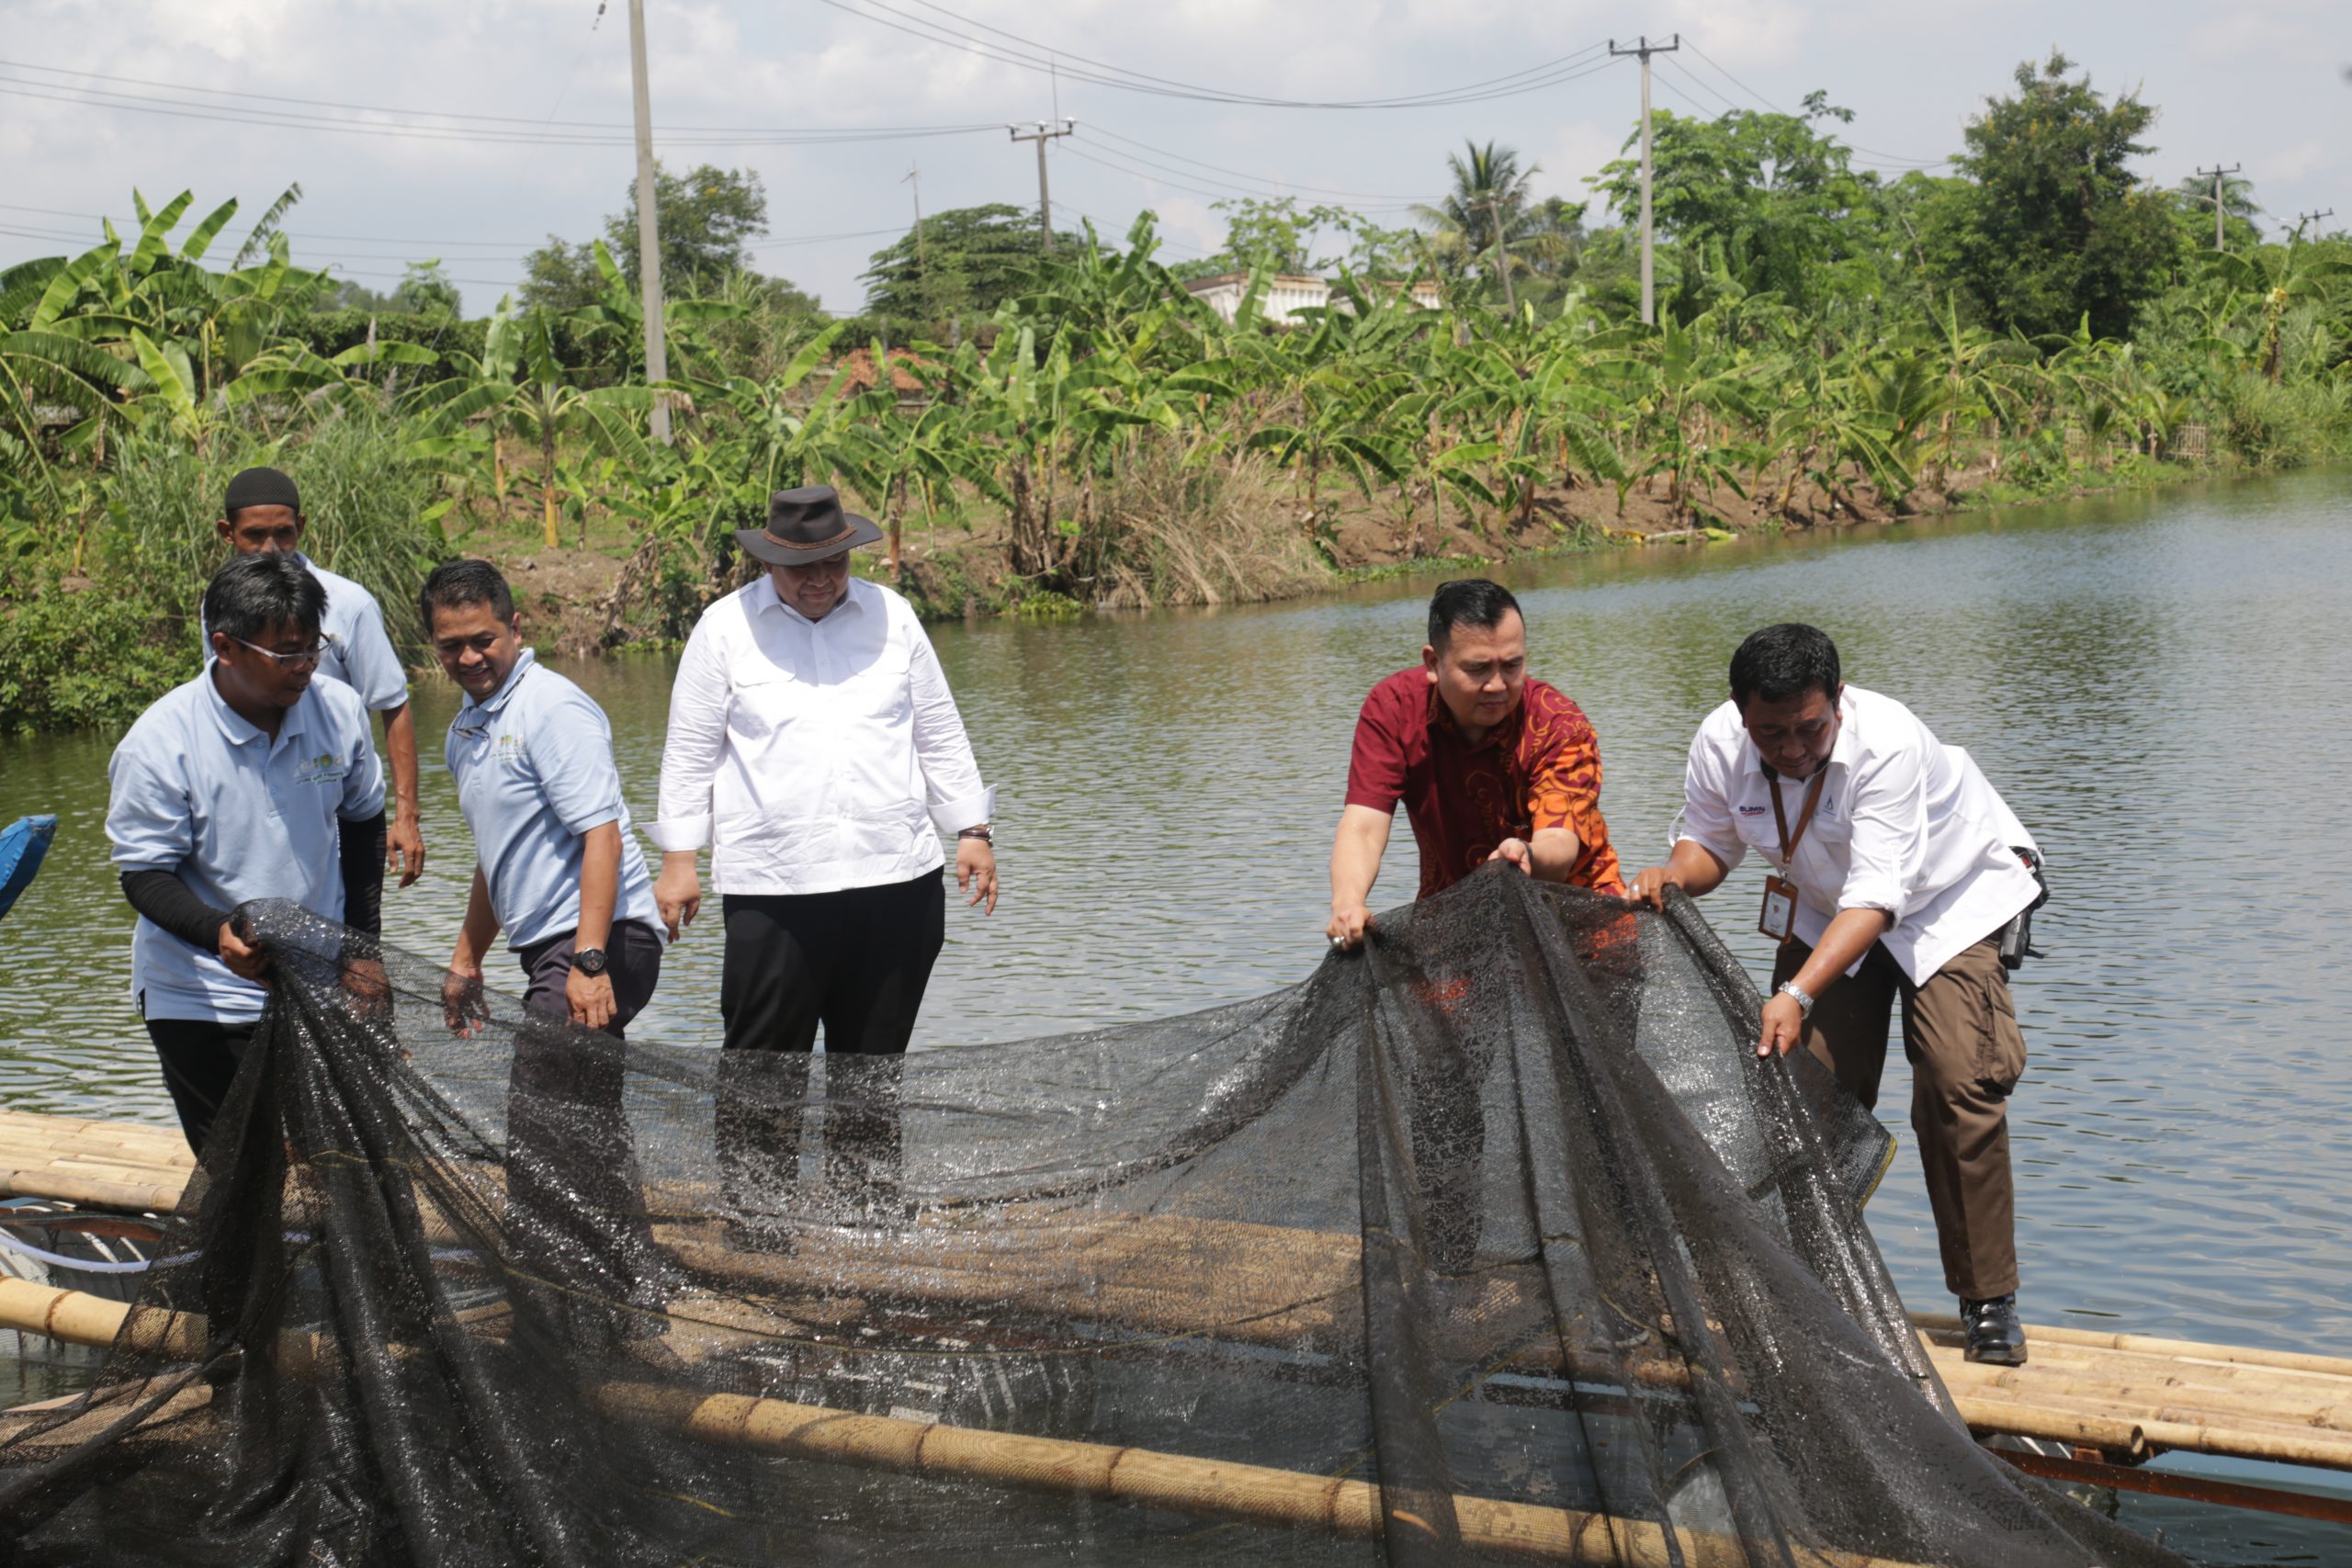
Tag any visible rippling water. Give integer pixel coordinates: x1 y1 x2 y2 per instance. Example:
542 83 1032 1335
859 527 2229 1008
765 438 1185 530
4 471 2348 1562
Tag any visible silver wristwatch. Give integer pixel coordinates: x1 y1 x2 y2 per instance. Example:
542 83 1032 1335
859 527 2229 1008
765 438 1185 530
1775 980 1815 1018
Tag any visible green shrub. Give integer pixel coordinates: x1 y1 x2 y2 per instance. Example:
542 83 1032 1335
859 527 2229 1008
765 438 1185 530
0 582 193 735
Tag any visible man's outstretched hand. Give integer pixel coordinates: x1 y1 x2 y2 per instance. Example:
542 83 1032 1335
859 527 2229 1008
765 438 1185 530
1327 902 1373 952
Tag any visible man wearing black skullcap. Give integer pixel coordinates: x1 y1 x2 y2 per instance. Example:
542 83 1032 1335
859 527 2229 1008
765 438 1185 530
212 467 425 886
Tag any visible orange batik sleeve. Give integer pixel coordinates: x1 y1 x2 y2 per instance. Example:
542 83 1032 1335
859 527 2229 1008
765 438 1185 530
1521 685 1624 895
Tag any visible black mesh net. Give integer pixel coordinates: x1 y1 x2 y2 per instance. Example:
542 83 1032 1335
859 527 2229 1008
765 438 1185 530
0 871 2184 1566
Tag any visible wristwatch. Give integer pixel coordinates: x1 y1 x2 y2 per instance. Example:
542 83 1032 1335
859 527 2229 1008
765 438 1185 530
574 947 608 977
957 825 994 846
1775 980 1815 1018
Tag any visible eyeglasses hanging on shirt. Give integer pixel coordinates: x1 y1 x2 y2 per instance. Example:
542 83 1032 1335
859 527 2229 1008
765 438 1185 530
1758 765 1828 943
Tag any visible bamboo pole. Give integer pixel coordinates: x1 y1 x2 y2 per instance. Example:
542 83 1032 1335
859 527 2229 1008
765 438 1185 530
1947 1397 2146 1458
10 1103 2352 1475
0 1278 1936 1568
1930 1351 2352 1430
593 1382 1933 1568
1912 1311 2352 1381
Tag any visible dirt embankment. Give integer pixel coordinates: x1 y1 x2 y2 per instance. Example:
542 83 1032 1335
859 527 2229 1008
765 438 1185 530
497 454 2007 657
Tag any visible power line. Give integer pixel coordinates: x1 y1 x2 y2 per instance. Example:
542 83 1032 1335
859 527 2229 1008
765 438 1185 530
1078 125 1424 205
883 0 1610 108
1676 38 1946 166
0 56 1005 138
0 63 1005 147
818 0 1621 110
1064 134 1424 213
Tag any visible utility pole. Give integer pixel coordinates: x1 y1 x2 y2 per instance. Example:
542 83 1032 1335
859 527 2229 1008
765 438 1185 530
1009 119 1076 255
627 0 670 445
901 163 929 318
1610 34 1679 326
2294 208 2335 243
2193 163 2242 254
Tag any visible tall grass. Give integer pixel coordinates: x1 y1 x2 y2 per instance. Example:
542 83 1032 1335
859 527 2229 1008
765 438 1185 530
95 412 444 653
1087 445 1323 610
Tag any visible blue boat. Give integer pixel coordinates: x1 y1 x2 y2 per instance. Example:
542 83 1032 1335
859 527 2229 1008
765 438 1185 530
0 815 57 925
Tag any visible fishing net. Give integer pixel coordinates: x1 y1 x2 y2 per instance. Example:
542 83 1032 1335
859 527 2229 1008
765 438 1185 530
0 870 2184 1566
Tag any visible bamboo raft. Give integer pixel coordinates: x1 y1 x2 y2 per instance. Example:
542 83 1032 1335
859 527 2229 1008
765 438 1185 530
5 1107 2350 1501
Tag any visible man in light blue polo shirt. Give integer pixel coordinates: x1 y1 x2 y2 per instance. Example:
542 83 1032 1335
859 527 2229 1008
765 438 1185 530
214 466 425 887
424 558 662 1033
424 558 665 1344
108 552 388 1154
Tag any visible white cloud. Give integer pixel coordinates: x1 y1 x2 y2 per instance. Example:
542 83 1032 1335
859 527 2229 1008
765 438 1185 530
1 0 2343 312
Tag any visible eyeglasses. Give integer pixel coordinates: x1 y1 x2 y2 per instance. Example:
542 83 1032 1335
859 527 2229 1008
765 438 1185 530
231 635 336 669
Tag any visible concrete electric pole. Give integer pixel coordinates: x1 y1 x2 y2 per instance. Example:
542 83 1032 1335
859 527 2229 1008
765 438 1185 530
627 0 671 445
1610 35 1680 326
2294 208 2335 243
1009 119 1076 255
2193 163 2242 254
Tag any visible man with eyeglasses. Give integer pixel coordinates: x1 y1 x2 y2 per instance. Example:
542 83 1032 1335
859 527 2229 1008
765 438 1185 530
107 553 388 1154
212 466 424 887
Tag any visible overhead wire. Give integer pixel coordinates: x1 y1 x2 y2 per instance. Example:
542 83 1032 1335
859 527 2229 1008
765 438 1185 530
879 0 1610 108
1077 125 1423 205
816 0 1622 110
1675 39 1948 167
0 61 1006 146
1063 132 1426 212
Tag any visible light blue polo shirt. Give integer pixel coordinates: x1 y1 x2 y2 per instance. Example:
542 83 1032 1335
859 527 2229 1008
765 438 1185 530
445 649 660 950
200 552 411 713
107 671 387 1023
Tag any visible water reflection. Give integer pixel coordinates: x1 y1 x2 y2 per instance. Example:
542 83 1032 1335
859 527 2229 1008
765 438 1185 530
3 472 2348 1559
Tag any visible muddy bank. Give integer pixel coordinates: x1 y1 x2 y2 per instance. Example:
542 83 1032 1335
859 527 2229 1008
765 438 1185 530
503 452 2200 658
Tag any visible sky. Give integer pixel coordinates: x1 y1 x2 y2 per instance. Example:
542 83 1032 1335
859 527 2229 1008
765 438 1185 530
3 0 2346 317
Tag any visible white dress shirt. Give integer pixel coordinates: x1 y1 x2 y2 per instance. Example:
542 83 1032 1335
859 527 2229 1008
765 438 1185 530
650 575 993 896
1675 685 2041 985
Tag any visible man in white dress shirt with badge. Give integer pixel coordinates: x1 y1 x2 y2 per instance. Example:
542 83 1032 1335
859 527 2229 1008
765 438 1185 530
108 552 388 1154
215 467 426 886
1631 623 2044 1366
651 485 998 1218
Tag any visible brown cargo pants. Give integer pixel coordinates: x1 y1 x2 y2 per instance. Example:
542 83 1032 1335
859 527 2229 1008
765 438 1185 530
1771 934 2026 1300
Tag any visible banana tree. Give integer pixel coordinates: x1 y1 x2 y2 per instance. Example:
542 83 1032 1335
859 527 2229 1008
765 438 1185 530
413 306 655 549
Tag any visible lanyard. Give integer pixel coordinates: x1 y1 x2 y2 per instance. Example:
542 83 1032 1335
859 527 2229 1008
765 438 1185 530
1768 765 1829 866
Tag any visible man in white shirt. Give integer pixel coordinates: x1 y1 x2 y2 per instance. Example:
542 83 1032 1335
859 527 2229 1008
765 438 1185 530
651 486 997 1219
215 467 425 886
1631 623 2042 1366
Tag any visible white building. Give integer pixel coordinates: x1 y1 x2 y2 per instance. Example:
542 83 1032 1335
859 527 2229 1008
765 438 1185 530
1181 273 1443 326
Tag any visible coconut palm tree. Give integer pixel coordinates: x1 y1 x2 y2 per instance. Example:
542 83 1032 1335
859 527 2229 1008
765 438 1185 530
1413 141 1563 311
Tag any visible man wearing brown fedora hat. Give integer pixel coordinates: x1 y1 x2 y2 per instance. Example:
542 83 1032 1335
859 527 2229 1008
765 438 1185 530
650 484 999 1222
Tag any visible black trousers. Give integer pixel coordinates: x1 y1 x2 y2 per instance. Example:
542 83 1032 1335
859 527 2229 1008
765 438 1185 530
506 919 667 1352
715 873 946 1213
514 919 664 1039
144 1017 260 1157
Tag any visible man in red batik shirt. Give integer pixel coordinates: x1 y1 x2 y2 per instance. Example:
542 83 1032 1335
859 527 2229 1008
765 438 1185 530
1328 579 1622 949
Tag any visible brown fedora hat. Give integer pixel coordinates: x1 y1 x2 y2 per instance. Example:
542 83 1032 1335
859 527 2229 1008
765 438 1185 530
735 485 883 566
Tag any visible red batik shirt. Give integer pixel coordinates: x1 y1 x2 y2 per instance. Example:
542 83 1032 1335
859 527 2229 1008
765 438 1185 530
1344 670 1623 899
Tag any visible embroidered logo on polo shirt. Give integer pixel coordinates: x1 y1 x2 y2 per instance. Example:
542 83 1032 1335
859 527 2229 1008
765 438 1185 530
293 751 348 787
1737 804 1769 817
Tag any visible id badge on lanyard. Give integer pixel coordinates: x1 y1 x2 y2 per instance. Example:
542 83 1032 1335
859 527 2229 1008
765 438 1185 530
1758 767 1827 944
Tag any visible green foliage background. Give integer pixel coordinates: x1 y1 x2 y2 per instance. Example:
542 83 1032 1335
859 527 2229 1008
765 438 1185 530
3 53 2348 734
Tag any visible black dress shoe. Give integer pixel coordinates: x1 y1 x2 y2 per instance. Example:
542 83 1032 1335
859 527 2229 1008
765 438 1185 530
1961 1293 2029 1366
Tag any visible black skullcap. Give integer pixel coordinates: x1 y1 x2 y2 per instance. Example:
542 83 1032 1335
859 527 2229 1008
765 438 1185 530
223 466 301 516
